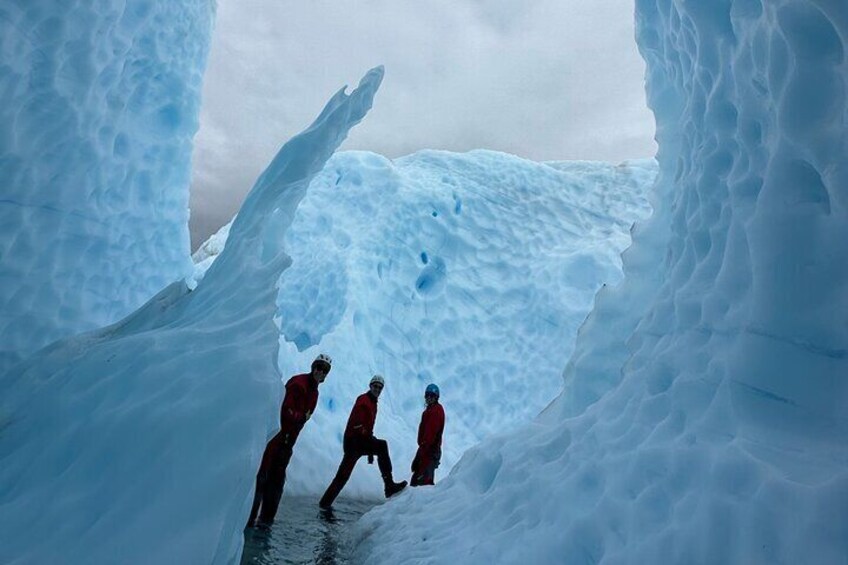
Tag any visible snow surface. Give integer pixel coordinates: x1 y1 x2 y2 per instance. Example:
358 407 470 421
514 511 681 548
0 67 384 565
355 1 848 564
0 1 213 373
192 152 653 497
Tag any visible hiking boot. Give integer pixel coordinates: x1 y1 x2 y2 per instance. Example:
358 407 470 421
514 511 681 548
384 478 407 498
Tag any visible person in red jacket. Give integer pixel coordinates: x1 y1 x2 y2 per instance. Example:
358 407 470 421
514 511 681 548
318 374 407 509
411 383 445 486
246 353 332 528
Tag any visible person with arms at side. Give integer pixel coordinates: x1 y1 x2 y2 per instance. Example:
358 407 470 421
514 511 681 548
410 383 445 486
319 374 407 509
246 353 332 528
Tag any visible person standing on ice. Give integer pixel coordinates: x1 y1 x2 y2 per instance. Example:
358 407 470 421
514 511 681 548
319 374 407 509
410 383 445 486
246 353 332 528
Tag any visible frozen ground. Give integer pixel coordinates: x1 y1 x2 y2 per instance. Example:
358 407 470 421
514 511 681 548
240 497 371 565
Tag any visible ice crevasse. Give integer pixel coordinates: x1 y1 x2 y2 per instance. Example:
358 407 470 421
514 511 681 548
355 2 848 564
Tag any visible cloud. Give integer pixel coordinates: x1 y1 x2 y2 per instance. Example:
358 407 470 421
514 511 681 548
190 0 656 248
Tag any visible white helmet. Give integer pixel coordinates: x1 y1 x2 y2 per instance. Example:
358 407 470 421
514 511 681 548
370 374 385 387
314 353 333 366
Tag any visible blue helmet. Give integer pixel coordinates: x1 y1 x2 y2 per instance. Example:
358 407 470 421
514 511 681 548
425 383 440 398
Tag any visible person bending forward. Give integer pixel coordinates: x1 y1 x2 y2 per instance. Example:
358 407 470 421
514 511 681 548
246 354 332 527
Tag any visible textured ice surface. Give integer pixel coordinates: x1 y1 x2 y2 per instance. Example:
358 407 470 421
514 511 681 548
356 2 848 563
0 67 383 565
0 1 212 372
193 153 653 497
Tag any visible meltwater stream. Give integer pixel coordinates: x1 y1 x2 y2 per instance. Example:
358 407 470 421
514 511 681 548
241 497 374 564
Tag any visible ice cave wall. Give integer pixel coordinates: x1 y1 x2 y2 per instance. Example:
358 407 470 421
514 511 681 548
554 0 848 558
627 0 848 451
0 0 214 372
356 1 847 562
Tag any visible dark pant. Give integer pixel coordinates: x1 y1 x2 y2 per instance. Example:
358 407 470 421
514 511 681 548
320 436 393 507
247 431 295 526
410 447 441 486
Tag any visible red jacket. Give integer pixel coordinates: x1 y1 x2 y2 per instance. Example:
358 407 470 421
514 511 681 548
344 392 378 439
416 402 445 466
279 373 319 443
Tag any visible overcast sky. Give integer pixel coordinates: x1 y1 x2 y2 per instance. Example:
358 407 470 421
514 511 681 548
189 0 656 248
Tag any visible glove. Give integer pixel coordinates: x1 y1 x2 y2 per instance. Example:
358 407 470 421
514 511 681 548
367 454 374 464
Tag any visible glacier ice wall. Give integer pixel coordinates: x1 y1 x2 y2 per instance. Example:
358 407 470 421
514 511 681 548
624 0 848 434
0 67 383 565
192 152 654 498
0 1 213 372
356 1 847 563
